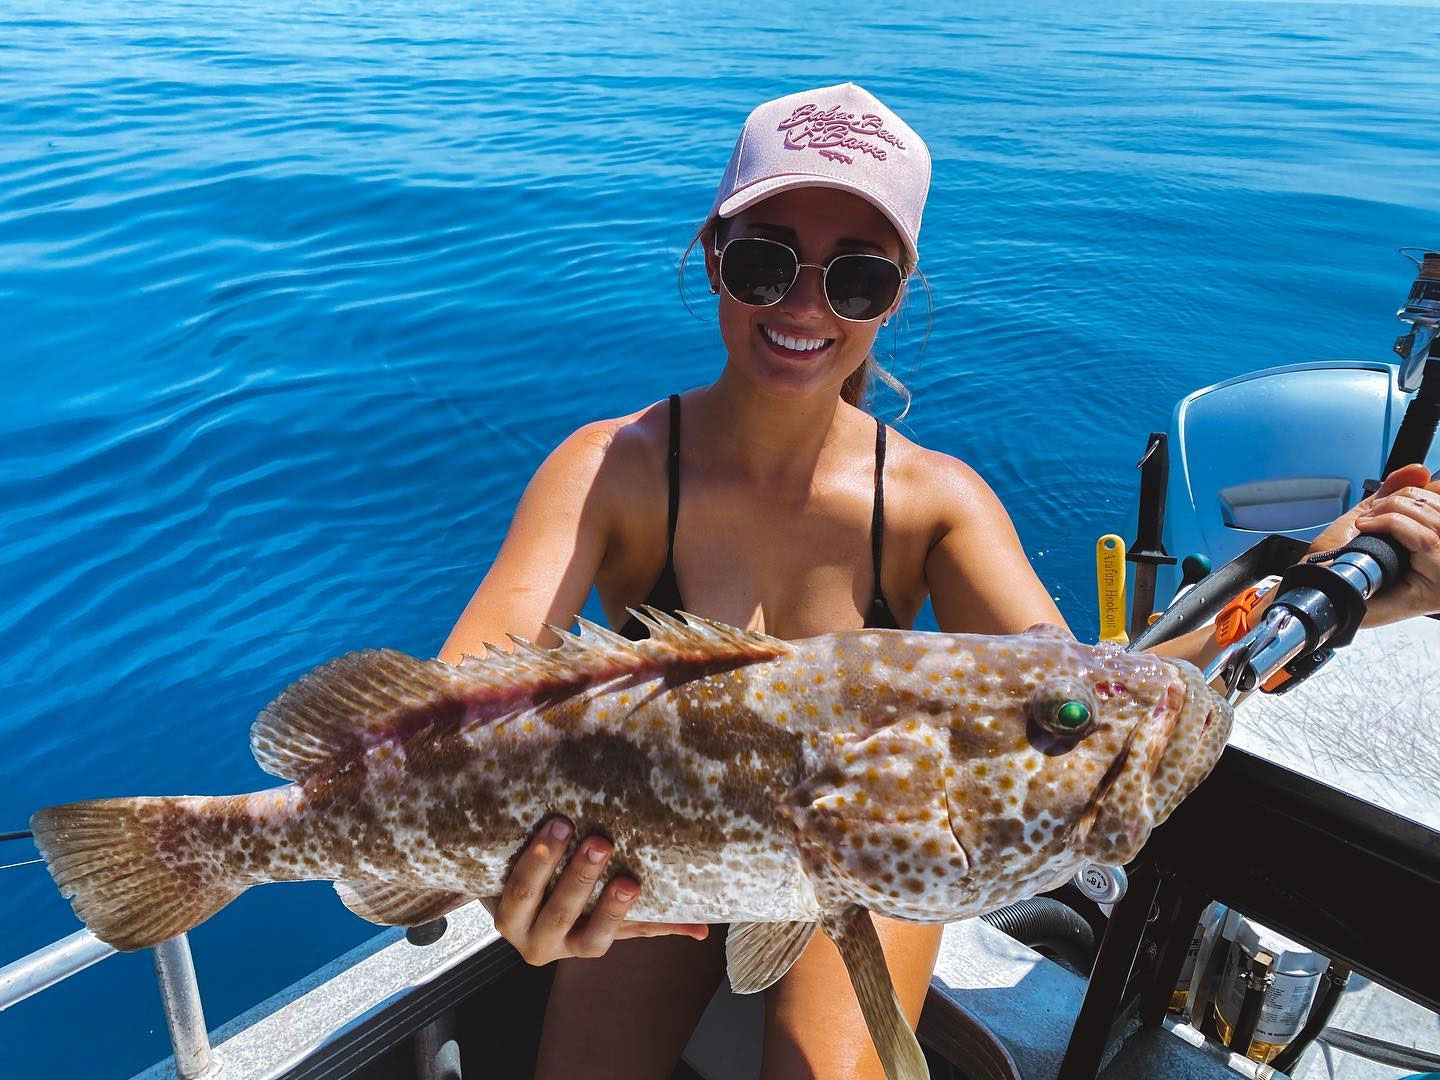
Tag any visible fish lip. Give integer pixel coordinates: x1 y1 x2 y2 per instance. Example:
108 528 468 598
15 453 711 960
1142 672 1188 779
1073 666 1188 850
941 782 973 878
1073 725 1138 848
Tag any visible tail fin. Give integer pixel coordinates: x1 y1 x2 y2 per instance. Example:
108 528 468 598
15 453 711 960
30 798 244 951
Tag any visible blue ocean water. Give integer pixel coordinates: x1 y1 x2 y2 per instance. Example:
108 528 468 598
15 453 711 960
1 0 1437 1074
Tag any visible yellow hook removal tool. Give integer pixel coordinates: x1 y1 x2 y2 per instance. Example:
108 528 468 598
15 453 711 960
1096 534 1129 645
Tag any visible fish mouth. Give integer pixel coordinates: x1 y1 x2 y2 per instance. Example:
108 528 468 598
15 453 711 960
1149 661 1233 822
1072 667 1192 857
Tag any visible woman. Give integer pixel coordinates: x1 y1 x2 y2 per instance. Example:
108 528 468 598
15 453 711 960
439 83 1440 1079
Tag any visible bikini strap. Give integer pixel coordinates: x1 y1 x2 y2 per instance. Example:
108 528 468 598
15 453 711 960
665 393 681 570
871 419 887 597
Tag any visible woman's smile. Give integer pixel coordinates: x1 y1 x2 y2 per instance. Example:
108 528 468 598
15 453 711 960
759 322 836 358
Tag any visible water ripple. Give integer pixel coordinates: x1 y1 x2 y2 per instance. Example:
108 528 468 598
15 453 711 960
2 0 1439 1074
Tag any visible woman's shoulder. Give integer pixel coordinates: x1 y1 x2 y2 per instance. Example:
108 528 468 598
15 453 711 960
878 423 1013 536
530 399 672 506
882 424 997 500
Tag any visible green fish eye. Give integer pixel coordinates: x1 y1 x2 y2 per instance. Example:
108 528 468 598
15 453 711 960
1053 700 1092 731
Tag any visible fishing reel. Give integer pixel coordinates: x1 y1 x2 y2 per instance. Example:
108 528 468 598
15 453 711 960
1394 248 1440 393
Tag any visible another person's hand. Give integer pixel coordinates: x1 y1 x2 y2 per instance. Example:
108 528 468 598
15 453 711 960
1306 463 1440 627
486 816 709 966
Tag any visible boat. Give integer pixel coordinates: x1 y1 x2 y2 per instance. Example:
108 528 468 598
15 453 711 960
3 252 1438 1080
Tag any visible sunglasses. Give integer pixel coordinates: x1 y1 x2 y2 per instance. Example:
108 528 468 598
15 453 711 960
713 236 905 323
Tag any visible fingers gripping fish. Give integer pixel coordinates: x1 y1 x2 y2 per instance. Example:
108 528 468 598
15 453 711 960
31 611 1231 1080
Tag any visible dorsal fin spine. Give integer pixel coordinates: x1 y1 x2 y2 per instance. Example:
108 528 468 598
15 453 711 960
249 613 792 783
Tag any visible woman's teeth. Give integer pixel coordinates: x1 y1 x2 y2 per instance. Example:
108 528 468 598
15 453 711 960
763 325 832 353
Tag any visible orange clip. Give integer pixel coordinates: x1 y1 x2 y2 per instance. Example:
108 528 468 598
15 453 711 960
1215 586 1291 691
1214 586 1265 646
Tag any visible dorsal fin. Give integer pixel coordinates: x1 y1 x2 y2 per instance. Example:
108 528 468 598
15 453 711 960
250 649 468 780
250 611 790 781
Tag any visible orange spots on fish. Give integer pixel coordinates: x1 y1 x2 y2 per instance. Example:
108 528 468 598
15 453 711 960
804 704 818 717
896 777 911 792
854 792 869 805
814 673 825 684
865 767 879 782
774 681 788 692
618 694 631 706
998 776 1015 792
902 661 915 672
832 705 844 718
974 763 989 779
522 720 534 733
921 837 942 857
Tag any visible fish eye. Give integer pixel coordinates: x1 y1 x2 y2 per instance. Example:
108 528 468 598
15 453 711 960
1052 700 1092 731
1030 683 1098 738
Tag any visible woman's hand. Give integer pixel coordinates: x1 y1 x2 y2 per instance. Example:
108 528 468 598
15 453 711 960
1306 463 1440 627
486 817 709 967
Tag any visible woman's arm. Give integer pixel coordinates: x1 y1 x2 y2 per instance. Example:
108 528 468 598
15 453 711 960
921 453 1069 635
440 419 708 963
439 421 618 661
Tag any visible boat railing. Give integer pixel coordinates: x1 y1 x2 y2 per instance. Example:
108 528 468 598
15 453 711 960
2 902 509 1080
1 928 216 1078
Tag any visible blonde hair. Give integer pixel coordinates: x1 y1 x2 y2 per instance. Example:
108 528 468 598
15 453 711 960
678 215 922 416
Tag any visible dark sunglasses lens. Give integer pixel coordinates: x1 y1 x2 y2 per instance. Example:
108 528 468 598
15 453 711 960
721 239 796 306
826 256 902 321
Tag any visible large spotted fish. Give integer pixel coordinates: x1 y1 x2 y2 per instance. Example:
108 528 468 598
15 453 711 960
32 611 1231 1080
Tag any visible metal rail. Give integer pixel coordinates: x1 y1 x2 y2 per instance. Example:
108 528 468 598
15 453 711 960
154 935 216 1078
0 928 116 1011
2 929 215 1078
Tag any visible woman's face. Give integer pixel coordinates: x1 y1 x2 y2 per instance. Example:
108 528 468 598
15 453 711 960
704 187 904 402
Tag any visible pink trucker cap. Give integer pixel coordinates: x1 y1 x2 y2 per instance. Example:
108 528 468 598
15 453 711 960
709 83 931 266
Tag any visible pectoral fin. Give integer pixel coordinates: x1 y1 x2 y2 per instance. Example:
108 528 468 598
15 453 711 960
725 920 818 993
821 905 929 1080
334 880 472 926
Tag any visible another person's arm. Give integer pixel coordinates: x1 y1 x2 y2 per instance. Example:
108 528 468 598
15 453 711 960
1147 464 1440 669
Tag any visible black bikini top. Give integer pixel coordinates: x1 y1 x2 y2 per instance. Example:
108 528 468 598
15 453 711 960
617 394 900 641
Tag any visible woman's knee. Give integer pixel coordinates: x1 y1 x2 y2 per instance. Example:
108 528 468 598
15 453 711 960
535 933 726 1080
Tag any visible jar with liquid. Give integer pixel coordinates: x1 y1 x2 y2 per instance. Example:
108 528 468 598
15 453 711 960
1212 915 1328 1063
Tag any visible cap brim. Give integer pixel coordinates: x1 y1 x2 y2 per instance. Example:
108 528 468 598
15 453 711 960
715 174 919 267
